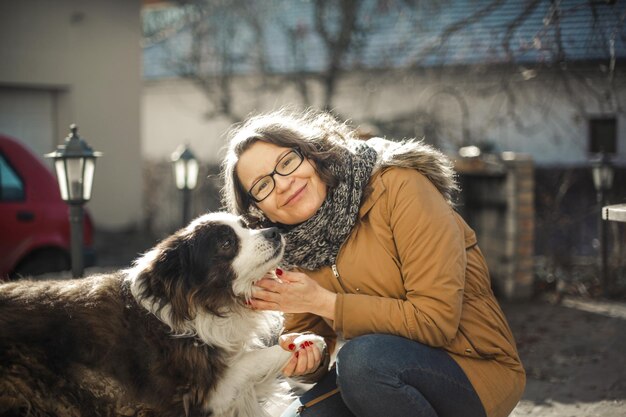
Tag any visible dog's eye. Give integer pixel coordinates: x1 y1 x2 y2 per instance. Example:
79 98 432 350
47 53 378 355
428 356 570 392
220 239 233 251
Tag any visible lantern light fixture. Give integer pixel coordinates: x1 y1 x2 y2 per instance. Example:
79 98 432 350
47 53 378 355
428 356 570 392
45 124 102 204
171 144 199 226
171 144 199 191
45 124 102 278
591 152 615 195
590 152 615 297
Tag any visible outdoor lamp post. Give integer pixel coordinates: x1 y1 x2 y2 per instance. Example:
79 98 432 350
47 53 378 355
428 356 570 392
591 152 614 296
46 124 102 278
171 144 199 226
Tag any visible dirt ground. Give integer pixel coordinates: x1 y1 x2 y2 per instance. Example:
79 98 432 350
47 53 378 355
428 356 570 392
87 231 626 417
503 297 626 417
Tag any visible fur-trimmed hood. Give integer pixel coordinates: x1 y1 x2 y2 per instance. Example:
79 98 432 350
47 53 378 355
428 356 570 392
366 137 458 205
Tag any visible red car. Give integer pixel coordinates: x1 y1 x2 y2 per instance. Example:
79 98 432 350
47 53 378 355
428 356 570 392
0 134 95 280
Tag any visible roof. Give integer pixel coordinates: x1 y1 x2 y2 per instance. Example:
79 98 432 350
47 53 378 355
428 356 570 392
143 0 626 79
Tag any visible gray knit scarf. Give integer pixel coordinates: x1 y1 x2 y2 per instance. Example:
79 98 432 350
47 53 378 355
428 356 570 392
281 140 378 270
269 137 458 270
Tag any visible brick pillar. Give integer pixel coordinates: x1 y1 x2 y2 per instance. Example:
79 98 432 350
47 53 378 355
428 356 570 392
455 152 535 300
501 153 534 300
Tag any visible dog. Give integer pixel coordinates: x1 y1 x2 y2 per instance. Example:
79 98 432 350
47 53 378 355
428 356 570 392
0 212 324 417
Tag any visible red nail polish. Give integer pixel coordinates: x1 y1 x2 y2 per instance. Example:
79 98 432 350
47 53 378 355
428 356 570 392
288 343 295 351
305 341 310 347
275 268 283 276
295 352 299 358
300 344 305 349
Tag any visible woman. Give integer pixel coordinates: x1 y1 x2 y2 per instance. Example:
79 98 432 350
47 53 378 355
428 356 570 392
221 109 525 417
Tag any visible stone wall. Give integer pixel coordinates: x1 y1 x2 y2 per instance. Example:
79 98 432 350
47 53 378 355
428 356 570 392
456 153 535 300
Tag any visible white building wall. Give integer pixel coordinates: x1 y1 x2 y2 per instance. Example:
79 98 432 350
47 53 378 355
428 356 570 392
142 70 626 166
142 79 233 162
0 0 143 229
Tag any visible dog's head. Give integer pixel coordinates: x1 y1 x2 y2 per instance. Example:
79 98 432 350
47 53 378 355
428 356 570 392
128 212 284 330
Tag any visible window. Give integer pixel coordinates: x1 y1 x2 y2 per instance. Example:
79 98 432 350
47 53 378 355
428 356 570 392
0 153 25 201
589 118 617 154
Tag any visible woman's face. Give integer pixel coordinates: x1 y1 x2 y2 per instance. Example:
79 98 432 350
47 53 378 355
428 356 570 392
236 141 327 225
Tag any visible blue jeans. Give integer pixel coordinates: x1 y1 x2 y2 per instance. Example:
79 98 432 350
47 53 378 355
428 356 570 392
281 334 486 417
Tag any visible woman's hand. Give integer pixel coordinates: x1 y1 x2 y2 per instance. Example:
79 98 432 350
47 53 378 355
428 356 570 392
249 269 337 320
279 333 323 377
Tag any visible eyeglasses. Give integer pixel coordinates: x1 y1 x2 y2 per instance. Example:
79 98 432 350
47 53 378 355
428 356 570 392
248 148 304 202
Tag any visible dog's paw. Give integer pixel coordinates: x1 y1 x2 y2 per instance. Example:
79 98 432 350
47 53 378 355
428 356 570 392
292 334 326 353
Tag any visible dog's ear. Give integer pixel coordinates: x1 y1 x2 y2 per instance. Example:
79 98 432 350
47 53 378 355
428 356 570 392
167 237 207 326
158 233 228 324
136 235 198 328
179 232 237 318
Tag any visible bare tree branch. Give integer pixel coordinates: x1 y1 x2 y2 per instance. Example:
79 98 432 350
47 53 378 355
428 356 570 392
313 0 361 110
411 0 505 66
502 0 542 59
608 10 626 81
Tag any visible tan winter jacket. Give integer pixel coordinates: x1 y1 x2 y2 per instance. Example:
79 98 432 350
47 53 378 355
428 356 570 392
283 166 526 417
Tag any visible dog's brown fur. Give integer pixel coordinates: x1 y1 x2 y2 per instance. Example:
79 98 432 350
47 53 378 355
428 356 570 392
0 273 225 417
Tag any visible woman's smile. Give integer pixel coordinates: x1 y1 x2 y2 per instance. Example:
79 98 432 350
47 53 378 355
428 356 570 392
282 183 307 207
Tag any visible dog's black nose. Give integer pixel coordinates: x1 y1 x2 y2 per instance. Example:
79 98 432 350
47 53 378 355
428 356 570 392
261 227 281 242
